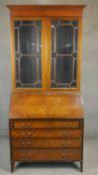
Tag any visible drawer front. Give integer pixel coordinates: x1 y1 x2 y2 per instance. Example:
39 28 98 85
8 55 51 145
12 138 81 148
11 120 80 129
12 149 81 161
11 129 82 138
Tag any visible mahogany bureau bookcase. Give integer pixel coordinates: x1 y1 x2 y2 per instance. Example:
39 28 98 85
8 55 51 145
8 5 85 172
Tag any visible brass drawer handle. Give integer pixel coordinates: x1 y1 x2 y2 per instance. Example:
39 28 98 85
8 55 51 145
61 153 71 158
22 132 25 136
27 142 31 145
62 122 78 128
62 141 72 146
62 122 72 127
63 131 71 136
22 132 32 137
22 142 31 146
28 132 32 136
22 123 32 128
22 153 32 157
22 142 25 145
66 122 73 128
68 122 72 126
27 123 32 127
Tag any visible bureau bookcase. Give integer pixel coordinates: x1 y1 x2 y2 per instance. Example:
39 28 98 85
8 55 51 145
8 5 85 172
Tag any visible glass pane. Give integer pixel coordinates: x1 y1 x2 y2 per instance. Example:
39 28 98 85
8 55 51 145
20 56 36 84
51 59 54 80
15 29 18 51
72 21 79 27
51 20 79 88
14 20 42 88
16 60 19 80
56 25 73 54
56 56 73 84
74 59 77 81
19 25 36 54
75 28 78 52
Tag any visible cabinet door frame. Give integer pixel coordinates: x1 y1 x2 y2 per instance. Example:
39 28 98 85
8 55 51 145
10 16 82 93
46 16 82 92
10 16 47 92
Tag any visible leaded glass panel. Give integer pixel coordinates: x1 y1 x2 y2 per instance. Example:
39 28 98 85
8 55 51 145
51 20 79 88
14 20 42 88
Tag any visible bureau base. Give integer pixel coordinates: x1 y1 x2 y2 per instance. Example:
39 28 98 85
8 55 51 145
9 118 84 173
9 93 84 173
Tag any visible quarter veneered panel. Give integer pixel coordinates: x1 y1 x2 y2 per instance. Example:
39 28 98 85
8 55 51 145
9 93 84 119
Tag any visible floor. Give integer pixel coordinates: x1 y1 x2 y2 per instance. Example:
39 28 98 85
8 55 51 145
0 137 98 175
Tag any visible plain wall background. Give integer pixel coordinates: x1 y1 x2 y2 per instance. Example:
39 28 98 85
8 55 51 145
0 0 98 139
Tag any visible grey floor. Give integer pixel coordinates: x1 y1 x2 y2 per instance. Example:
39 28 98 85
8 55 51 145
0 137 98 175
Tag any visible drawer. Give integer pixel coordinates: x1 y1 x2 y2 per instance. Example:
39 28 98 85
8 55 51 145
12 149 81 161
11 129 81 138
12 138 82 148
10 120 80 129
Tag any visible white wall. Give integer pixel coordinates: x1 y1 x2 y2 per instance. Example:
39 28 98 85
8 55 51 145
0 0 98 138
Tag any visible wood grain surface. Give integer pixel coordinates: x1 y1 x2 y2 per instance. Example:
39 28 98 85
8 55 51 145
9 93 84 119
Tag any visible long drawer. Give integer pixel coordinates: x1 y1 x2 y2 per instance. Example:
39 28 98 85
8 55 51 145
11 129 81 138
10 120 80 129
12 138 81 148
12 149 81 161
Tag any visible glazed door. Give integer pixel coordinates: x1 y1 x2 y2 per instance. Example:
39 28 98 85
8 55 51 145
47 17 81 91
12 17 81 92
12 17 46 92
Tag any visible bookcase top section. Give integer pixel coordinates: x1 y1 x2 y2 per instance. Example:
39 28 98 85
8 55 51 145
9 93 84 119
7 5 86 17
